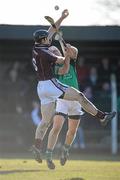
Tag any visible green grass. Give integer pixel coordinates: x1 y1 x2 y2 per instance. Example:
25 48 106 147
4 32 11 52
0 154 120 180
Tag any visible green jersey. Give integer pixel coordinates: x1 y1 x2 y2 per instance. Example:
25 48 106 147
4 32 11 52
55 60 79 90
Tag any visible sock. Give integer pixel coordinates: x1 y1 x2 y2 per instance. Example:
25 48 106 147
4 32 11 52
63 144 71 152
46 149 53 161
35 138 43 150
95 110 105 119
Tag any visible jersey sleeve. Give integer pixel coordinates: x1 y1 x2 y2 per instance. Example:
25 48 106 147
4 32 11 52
43 49 57 63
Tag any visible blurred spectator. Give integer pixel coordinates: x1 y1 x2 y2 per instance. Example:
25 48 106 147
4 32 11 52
117 96 120 113
116 59 120 93
9 61 20 83
73 126 86 149
76 56 89 90
117 95 120 130
102 82 110 93
31 101 42 126
98 82 111 111
83 85 93 102
98 57 111 84
101 82 111 100
16 104 23 114
87 66 99 92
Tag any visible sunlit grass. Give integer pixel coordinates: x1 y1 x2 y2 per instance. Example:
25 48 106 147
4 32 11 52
0 156 120 180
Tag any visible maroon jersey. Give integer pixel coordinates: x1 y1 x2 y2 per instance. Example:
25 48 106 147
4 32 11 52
32 44 57 81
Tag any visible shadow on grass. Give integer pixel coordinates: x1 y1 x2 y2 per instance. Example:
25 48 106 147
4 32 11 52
63 178 84 180
0 169 48 175
1 151 120 162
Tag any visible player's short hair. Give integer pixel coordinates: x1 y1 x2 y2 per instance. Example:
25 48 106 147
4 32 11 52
33 29 48 43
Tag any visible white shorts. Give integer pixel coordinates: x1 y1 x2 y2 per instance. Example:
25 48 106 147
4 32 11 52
37 78 68 105
56 98 84 117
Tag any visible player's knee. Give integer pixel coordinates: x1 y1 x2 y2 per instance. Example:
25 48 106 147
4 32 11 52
79 91 84 97
71 90 84 101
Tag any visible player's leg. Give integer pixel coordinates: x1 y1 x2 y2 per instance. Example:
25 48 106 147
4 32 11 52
50 80 116 123
47 115 65 150
63 87 116 124
60 101 81 166
65 119 80 145
60 118 80 166
45 99 68 169
32 79 63 163
46 114 65 169
31 102 55 163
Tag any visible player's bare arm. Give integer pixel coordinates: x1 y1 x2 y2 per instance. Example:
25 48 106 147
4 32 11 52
58 57 70 75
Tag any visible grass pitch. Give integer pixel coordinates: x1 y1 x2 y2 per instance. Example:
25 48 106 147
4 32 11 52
0 154 120 180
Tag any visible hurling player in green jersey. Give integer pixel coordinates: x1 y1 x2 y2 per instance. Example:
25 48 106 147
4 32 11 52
46 45 83 169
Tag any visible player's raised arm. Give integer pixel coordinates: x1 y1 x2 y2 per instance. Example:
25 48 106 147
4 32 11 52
57 56 70 75
48 9 69 39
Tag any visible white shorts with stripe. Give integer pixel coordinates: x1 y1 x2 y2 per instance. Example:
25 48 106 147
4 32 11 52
56 99 84 116
37 78 68 105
